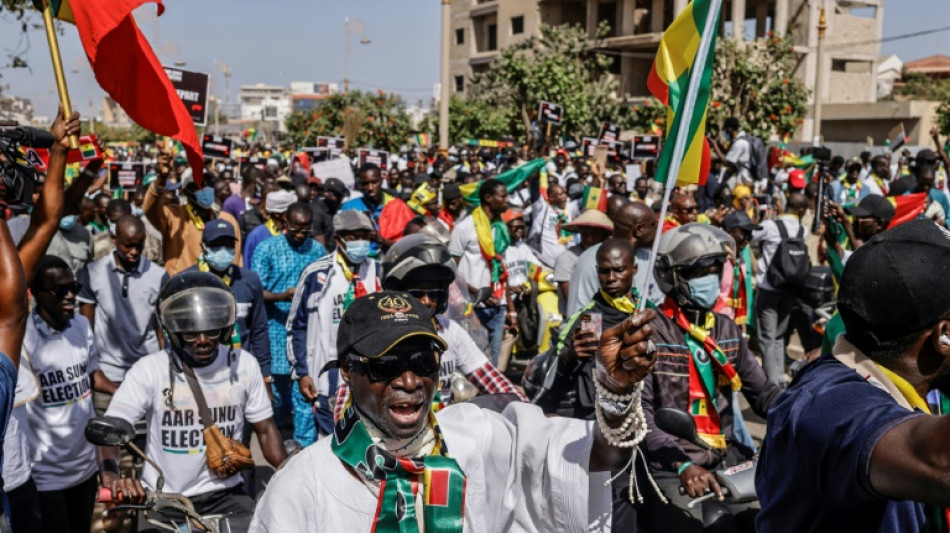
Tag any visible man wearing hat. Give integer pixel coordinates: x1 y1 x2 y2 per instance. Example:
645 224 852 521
286 210 381 445
252 290 659 532
144 152 242 275
309 177 348 247
554 209 614 309
436 182 466 231
718 210 757 327
757 220 950 532
243 189 296 267
183 219 271 381
251 203 326 437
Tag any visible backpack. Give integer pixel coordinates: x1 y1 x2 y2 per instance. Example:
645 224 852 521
765 220 810 290
743 134 770 182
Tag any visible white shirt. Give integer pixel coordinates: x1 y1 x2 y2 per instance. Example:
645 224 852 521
530 198 571 269
505 241 541 288
725 132 753 186
750 214 804 291
105 347 272 497
4 354 41 491
448 214 492 292
250 402 610 533
23 313 99 491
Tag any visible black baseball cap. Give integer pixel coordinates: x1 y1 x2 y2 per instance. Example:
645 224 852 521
442 183 462 201
837 220 950 344
202 219 237 243
336 291 447 360
322 178 349 198
721 211 757 232
845 195 896 225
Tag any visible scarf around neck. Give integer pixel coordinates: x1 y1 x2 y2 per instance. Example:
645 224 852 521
472 206 510 299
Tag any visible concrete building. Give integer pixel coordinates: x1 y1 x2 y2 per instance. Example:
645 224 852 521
904 54 950 79
876 55 902 100
0 95 35 126
448 0 938 144
101 97 132 126
239 83 291 134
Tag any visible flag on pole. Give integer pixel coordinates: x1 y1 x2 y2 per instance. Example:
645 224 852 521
580 186 609 212
646 0 722 186
36 0 205 185
885 122 906 150
459 158 547 206
887 192 928 228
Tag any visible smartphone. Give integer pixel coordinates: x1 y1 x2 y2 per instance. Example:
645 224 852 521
581 312 603 339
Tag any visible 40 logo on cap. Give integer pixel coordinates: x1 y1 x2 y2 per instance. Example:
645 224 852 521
377 294 417 323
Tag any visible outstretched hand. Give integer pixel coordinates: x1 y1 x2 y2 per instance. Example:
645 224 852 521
51 105 81 153
595 309 657 394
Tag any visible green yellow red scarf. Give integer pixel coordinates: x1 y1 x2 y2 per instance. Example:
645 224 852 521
331 404 465 533
472 205 510 300
662 299 742 449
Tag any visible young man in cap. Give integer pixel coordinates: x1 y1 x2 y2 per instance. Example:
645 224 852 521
251 203 326 437
144 152 243 275
77 215 169 415
243 188 296 267
252 290 658 532
718 210 757 326
757 220 950 532
183 219 271 382
286 210 381 445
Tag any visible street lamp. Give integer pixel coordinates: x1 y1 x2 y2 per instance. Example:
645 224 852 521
344 17 371 93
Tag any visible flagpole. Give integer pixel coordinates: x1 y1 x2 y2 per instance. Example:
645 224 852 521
637 0 723 312
41 0 79 149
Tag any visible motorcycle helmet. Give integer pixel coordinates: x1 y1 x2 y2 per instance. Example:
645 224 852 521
654 223 735 308
158 271 236 368
381 234 456 315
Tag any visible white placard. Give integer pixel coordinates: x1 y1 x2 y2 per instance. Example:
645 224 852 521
311 157 356 190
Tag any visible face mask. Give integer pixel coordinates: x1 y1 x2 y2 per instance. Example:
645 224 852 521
132 205 144 217
344 240 371 264
687 273 721 309
204 246 235 271
635 189 648 200
193 187 215 209
59 214 78 231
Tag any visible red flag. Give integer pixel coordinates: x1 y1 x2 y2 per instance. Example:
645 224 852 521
887 193 928 229
25 134 104 171
69 0 204 185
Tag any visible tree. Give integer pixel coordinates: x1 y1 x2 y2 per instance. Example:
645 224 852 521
466 22 634 142
708 35 809 139
284 90 411 152
1 0 42 73
445 96 510 144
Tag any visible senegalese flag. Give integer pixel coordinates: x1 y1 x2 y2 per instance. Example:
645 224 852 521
646 0 722 186
415 133 431 147
580 186 608 212
782 152 814 169
460 158 547 206
243 128 258 141
525 262 545 283
31 0 74 22
887 192 928 229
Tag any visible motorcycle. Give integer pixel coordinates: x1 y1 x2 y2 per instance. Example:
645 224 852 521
654 407 758 530
85 416 252 533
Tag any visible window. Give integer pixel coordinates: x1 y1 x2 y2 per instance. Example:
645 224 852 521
511 16 524 35
487 23 497 50
456 28 465 45
454 76 464 93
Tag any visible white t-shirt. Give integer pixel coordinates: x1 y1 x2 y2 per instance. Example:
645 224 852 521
504 241 541 288
725 133 753 186
435 315 492 401
105 347 272 497
448 214 492 292
250 402 611 533
4 353 41 491
23 313 99 491
529 198 571 269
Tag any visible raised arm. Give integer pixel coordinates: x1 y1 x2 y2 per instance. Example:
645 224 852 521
62 159 103 216
142 151 172 232
0 217 26 367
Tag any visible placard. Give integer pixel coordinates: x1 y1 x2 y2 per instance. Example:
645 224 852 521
163 66 210 126
358 148 390 171
239 156 267 172
582 137 599 158
538 101 564 126
311 157 356 190
302 147 332 164
201 135 234 160
599 122 620 143
631 135 661 159
317 136 346 157
602 140 625 164
109 162 146 189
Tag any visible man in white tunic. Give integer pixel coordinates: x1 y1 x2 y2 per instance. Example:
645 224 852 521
251 290 658 532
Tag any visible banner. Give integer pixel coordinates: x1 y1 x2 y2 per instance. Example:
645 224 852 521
599 122 620 143
163 66 210 126
23 134 104 172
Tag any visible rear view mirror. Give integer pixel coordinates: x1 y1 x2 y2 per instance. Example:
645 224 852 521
84 416 135 447
655 407 701 445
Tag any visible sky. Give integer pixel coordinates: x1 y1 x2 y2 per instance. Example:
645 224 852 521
0 0 946 120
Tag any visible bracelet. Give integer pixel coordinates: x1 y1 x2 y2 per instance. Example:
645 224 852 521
676 461 694 476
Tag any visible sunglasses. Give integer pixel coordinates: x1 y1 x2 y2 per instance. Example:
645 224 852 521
349 350 440 383
43 281 82 299
675 206 699 214
181 328 228 343
407 289 446 300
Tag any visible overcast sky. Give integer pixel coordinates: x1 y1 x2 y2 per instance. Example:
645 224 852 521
0 0 945 120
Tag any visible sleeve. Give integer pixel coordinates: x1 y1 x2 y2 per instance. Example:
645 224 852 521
247 274 272 378
250 241 271 289
447 321 490 375
142 184 167 233
447 221 465 258
725 138 745 166
84 318 100 374
286 269 320 378
566 252 600 317
553 252 573 282
641 369 692 471
104 358 153 424
750 220 771 245
792 382 923 504
75 264 96 304
242 353 273 424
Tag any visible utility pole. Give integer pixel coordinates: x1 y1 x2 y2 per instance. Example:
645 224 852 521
438 0 451 153
812 3 827 145
344 16 351 93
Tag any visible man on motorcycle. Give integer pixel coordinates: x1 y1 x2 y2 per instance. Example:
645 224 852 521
757 220 950 532
98 271 286 516
333 234 526 414
639 224 781 532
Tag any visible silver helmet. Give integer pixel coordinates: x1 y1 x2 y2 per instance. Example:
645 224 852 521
654 223 735 307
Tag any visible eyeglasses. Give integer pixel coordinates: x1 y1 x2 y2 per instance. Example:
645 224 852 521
181 329 227 343
675 206 699 214
407 289 446 301
349 350 440 383
286 225 313 236
43 281 82 299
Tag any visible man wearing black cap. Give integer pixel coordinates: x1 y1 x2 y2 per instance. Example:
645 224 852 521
757 220 950 532
183 219 271 382
719 211 757 327
437 182 466 231
889 148 941 197
252 290 659 532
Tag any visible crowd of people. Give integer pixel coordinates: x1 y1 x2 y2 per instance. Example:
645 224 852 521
2 107 950 533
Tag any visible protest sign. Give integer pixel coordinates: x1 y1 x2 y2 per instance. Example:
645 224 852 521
358 148 390 171
109 161 146 189
24 134 104 172
201 135 234 160
312 157 356 190
631 135 661 159
582 137 599 158
317 136 346 156
538 101 564 126
163 66 210 126
599 122 620 143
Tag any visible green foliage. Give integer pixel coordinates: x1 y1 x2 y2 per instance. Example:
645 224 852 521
937 101 950 136
284 90 411 152
895 70 950 102
708 36 809 139
625 97 667 135
94 122 156 144
446 95 510 144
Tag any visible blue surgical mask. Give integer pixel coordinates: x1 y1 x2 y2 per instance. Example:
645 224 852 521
204 246 235 271
687 273 721 309
59 214 78 231
344 240 371 264
193 187 215 209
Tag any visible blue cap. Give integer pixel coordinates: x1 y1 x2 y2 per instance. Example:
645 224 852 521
202 219 236 243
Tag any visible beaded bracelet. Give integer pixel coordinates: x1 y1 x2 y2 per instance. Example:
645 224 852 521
676 461 694 476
